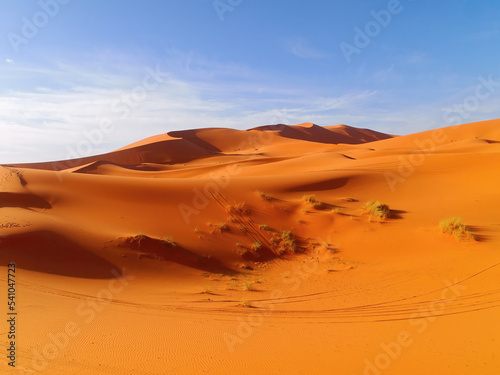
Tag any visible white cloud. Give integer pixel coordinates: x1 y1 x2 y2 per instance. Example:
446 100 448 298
5 59 15 64
372 65 395 82
0 69 382 164
285 37 324 59
405 51 428 64
3 76 489 164
3 58 495 164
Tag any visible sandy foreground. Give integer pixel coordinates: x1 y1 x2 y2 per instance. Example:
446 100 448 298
1 121 499 374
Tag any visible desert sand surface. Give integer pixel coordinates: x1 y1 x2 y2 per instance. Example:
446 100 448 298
1 120 499 375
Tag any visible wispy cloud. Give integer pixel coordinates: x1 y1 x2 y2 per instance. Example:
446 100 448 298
296 91 378 112
285 37 324 59
0 59 380 163
4 73 495 164
405 51 428 64
3 53 496 164
372 65 395 83
0 78 237 163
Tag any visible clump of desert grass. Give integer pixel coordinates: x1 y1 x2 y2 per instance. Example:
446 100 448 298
243 282 254 291
227 202 250 216
331 207 342 214
341 197 358 202
270 230 299 255
215 222 229 232
242 300 253 308
302 194 323 209
439 217 475 240
252 241 263 251
362 200 391 222
259 224 271 231
256 190 274 201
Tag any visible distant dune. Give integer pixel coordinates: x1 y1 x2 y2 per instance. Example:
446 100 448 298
250 122 394 144
6 122 394 171
1 120 499 375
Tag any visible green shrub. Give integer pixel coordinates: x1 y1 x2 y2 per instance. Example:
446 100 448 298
256 191 273 200
363 200 391 221
302 194 322 208
439 217 475 240
215 222 229 232
252 241 262 251
228 202 250 215
270 230 298 254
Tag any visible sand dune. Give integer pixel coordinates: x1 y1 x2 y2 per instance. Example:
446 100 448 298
251 122 394 144
1 120 499 374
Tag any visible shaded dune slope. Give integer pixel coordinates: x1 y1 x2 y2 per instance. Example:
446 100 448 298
6 123 393 171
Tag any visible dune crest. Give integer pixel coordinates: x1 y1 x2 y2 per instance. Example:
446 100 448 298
1 119 499 375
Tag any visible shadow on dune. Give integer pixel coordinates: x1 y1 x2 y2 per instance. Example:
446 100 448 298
241 245 278 262
250 124 393 145
0 192 51 210
0 231 120 279
168 130 223 153
466 226 494 242
0 167 27 186
118 235 236 274
370 209 406 222
72 160 167 174
389 209 406 220
285 177 349 192
483 139 500 144
9 138 219 171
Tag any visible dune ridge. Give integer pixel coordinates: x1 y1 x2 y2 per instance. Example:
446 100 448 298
6 123 393 171
1 120 499 374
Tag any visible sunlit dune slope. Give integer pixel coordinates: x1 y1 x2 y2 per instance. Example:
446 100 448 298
1 120 499 375
8 123 394 171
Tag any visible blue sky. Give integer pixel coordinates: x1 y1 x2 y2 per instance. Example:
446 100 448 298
1 0 500 163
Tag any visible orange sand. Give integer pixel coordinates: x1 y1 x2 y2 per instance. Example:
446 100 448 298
1 120 499 374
